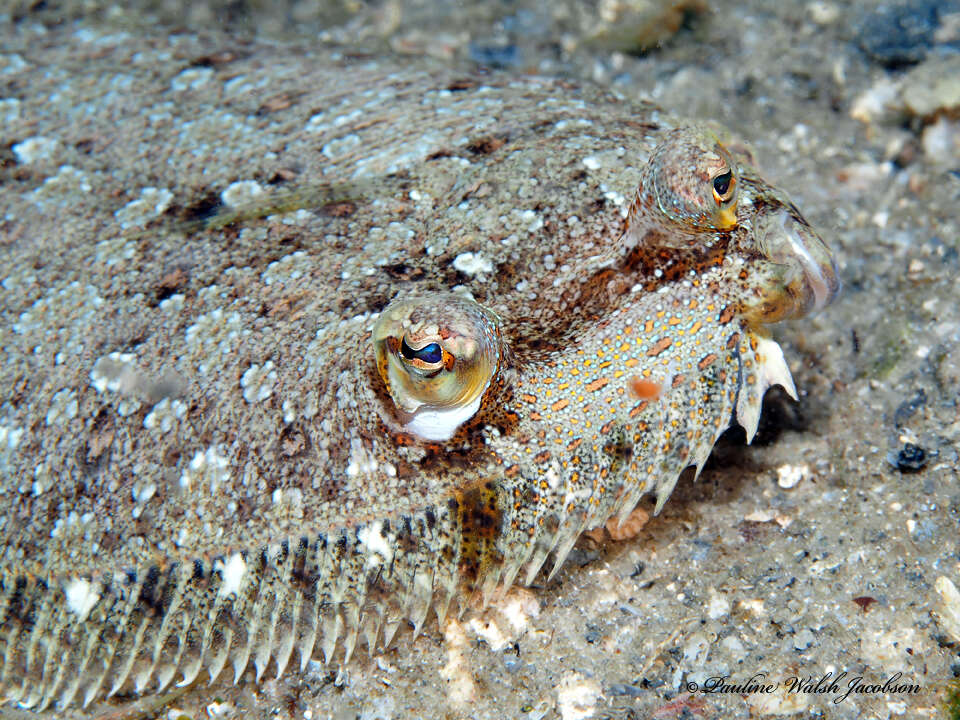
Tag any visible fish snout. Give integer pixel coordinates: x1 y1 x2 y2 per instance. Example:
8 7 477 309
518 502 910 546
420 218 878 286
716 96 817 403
755 208 840 320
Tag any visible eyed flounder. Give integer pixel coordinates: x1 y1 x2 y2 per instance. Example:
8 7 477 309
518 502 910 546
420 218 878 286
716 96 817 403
0 26 837 711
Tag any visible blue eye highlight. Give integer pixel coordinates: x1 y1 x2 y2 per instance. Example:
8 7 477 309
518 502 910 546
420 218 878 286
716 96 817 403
401 338 443 364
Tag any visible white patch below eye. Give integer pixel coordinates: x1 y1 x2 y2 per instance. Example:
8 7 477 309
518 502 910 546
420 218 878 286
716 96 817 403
403 395 483 442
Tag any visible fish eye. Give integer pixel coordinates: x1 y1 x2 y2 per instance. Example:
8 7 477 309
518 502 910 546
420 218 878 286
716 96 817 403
373 294 502 441
712 169 734 202
644 127 740 232
400 338 443 366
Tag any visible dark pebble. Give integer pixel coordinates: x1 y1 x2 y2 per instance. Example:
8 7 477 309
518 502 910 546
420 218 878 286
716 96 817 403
690 538 712 562
893 388 927 427
503 656 523 673
894 443 928 472
468 43 521 69
566 545 602 569
856 0 960 68
608 683 645 697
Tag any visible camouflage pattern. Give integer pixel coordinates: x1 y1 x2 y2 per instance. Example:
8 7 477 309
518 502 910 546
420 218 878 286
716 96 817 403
0 26 837 712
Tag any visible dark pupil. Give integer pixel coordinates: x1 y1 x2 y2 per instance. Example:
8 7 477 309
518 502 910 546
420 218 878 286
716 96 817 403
713 170 732 197
401 338 443 364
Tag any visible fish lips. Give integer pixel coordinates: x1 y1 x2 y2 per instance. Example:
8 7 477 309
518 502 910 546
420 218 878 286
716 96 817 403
756 207 841 319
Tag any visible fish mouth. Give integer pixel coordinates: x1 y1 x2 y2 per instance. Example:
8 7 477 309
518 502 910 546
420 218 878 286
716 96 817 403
756 208 841 320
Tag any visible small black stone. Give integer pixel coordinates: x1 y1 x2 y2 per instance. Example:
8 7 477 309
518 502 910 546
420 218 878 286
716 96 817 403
894 388 926 427
856 0 960 69
468 43 520 69
896 443 927 472
608 683 645 697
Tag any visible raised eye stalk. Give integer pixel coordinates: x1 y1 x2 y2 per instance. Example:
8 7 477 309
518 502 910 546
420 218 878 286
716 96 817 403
373 294 503 441
647 127 741 232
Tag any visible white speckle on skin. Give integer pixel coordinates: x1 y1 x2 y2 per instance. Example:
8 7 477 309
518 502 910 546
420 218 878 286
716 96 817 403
171 67 213 92
131 481 157 515
344 438 379 479
205 699 235 717
221 180 265 208
114 187 173 229
452 252 493 276
241 361 277 403
179 446 230 492
26 166 92 209
0 422 24 453
65 578 101 620
159 293 185 313
90 352 138 394
357 520 394 567
12 136 59 164
0 98 20 122
219 553 247 597
604 190 626 207
144 398 187 432
322 133 360 160
46 389 79 426
582 155 601 170
0 53 28 74
185 309 245 372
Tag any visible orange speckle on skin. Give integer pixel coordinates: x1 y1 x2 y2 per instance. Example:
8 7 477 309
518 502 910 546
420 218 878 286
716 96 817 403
551 398 570 412
629 401 649 418
646 337 673 357
628 377 662 400
585 377 610 393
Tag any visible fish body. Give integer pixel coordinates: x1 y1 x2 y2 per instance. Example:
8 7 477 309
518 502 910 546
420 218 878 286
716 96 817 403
0 27 837 711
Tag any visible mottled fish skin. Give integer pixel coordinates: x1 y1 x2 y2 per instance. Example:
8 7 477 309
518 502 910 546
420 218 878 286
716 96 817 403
0 27 838 712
